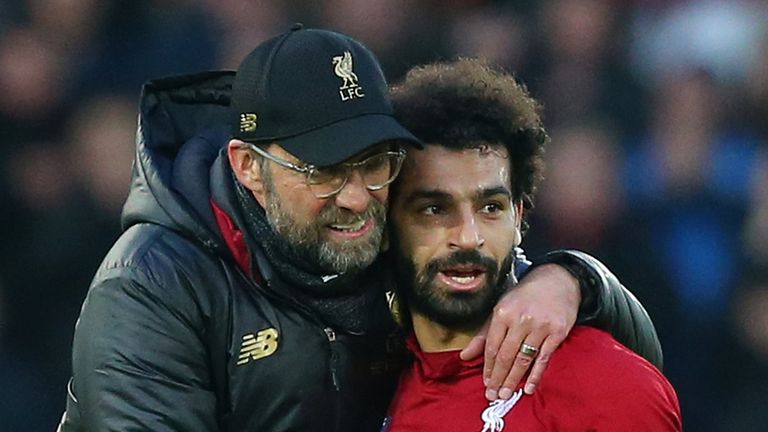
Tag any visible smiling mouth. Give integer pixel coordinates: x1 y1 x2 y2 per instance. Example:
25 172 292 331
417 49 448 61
329 219 367 232
326 218 375 239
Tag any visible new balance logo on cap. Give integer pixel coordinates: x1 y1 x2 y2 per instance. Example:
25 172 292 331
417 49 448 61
237 328 279 365
333 51 365 101
239 113 258 133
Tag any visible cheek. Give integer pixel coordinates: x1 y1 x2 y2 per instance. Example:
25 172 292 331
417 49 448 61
371 187 389 206
273 178 327 220
483 219 520 256
400 225 448 268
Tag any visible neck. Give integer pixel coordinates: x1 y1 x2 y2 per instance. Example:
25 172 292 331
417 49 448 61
411 311 481 352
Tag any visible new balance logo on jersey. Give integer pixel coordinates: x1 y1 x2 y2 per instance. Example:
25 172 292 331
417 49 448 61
237 328 279 365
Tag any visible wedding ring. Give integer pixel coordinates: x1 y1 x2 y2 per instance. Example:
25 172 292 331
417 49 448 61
519 343 539 357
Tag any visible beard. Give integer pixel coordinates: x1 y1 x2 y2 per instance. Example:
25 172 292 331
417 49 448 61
262 170 386 275
394 247 514 331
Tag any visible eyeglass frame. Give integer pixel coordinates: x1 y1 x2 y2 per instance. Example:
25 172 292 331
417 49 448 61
240 142 407 198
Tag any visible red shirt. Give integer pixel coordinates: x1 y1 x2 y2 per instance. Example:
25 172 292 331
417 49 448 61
385 326 682 431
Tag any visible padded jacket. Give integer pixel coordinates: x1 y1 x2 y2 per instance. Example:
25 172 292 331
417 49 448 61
58 72 662 432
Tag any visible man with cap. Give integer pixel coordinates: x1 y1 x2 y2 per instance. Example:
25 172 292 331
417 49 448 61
58 26 661 431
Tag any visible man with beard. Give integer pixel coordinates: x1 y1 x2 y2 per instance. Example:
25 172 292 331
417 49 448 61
384 58 682 431
59 27 662 431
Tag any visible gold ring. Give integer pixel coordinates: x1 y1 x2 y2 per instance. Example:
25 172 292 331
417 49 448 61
519 343 539 357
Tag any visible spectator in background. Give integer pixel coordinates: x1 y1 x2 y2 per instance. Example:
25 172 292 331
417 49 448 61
0 277 57 432
724 160 768 432
0 27 67 145
533 124 623 252
630 0 767 86
719 269 768 432
622 68 765 430
202 0 290 68
1 94 136 429
67 96 137 216
0 29 74 425
624 69 761 316
744 158 768 267
526 0 647 136
72 0 218 98
744 33 768 157
24 0 107 60
318 0 441 78
447 6 528 72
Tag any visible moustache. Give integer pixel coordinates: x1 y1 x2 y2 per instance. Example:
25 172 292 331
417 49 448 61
316 199 386 226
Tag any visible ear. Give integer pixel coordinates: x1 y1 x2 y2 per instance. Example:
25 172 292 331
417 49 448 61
228 139 267 207
512 199 524 247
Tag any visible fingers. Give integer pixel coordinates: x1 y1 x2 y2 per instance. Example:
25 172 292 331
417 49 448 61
487 323 547 400
479 278 575 401
460 334 485 361
521 335 562 394
482 311 510 386
486 328 546 399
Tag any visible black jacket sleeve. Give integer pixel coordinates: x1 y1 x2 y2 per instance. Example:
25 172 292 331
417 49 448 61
526 249 664 370
59 267 219 432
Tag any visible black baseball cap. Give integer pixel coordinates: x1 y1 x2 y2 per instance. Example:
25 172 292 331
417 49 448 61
231 24 421 167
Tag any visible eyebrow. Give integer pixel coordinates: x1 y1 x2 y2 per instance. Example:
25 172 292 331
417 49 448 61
477 186 512 201
404 186 512 203
405 189 452 202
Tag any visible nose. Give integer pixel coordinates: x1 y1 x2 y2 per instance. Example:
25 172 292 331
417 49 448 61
332 169 372 214
449 209 485 250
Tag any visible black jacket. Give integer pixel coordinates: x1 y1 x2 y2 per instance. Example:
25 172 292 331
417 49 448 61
58 72 661 431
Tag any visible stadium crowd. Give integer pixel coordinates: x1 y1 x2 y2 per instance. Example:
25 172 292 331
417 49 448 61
0 0 765 430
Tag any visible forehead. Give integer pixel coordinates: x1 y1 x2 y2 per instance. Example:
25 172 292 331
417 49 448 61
396 144 511 198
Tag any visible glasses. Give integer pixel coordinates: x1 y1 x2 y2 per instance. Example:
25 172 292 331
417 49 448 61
243 143 407 198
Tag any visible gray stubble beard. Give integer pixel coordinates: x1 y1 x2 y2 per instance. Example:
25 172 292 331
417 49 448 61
262 167 386 275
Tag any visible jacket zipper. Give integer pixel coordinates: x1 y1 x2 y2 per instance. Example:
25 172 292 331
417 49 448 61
324 327 343 432
243 269 344 393
324 327 340 391
237 263 353 430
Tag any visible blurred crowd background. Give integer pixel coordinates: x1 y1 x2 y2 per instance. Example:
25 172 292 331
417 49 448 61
0 0 766 430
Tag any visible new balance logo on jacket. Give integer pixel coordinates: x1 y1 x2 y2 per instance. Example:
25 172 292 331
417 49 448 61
237 328 279 365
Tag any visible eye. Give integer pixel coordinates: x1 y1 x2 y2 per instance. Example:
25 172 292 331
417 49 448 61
361 153 390 173
420 204 444 216
308 165 346 185
480 202 504 214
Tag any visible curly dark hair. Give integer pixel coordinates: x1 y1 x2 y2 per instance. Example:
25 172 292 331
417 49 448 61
391 58 548 210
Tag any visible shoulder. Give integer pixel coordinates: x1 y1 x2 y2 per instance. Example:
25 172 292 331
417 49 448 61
100 223 212 274
540 326 682 430
96 223 226 287
86 223 232 323
549 326 673 392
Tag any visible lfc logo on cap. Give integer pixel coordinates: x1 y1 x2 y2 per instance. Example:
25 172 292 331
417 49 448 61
333 51 365 101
